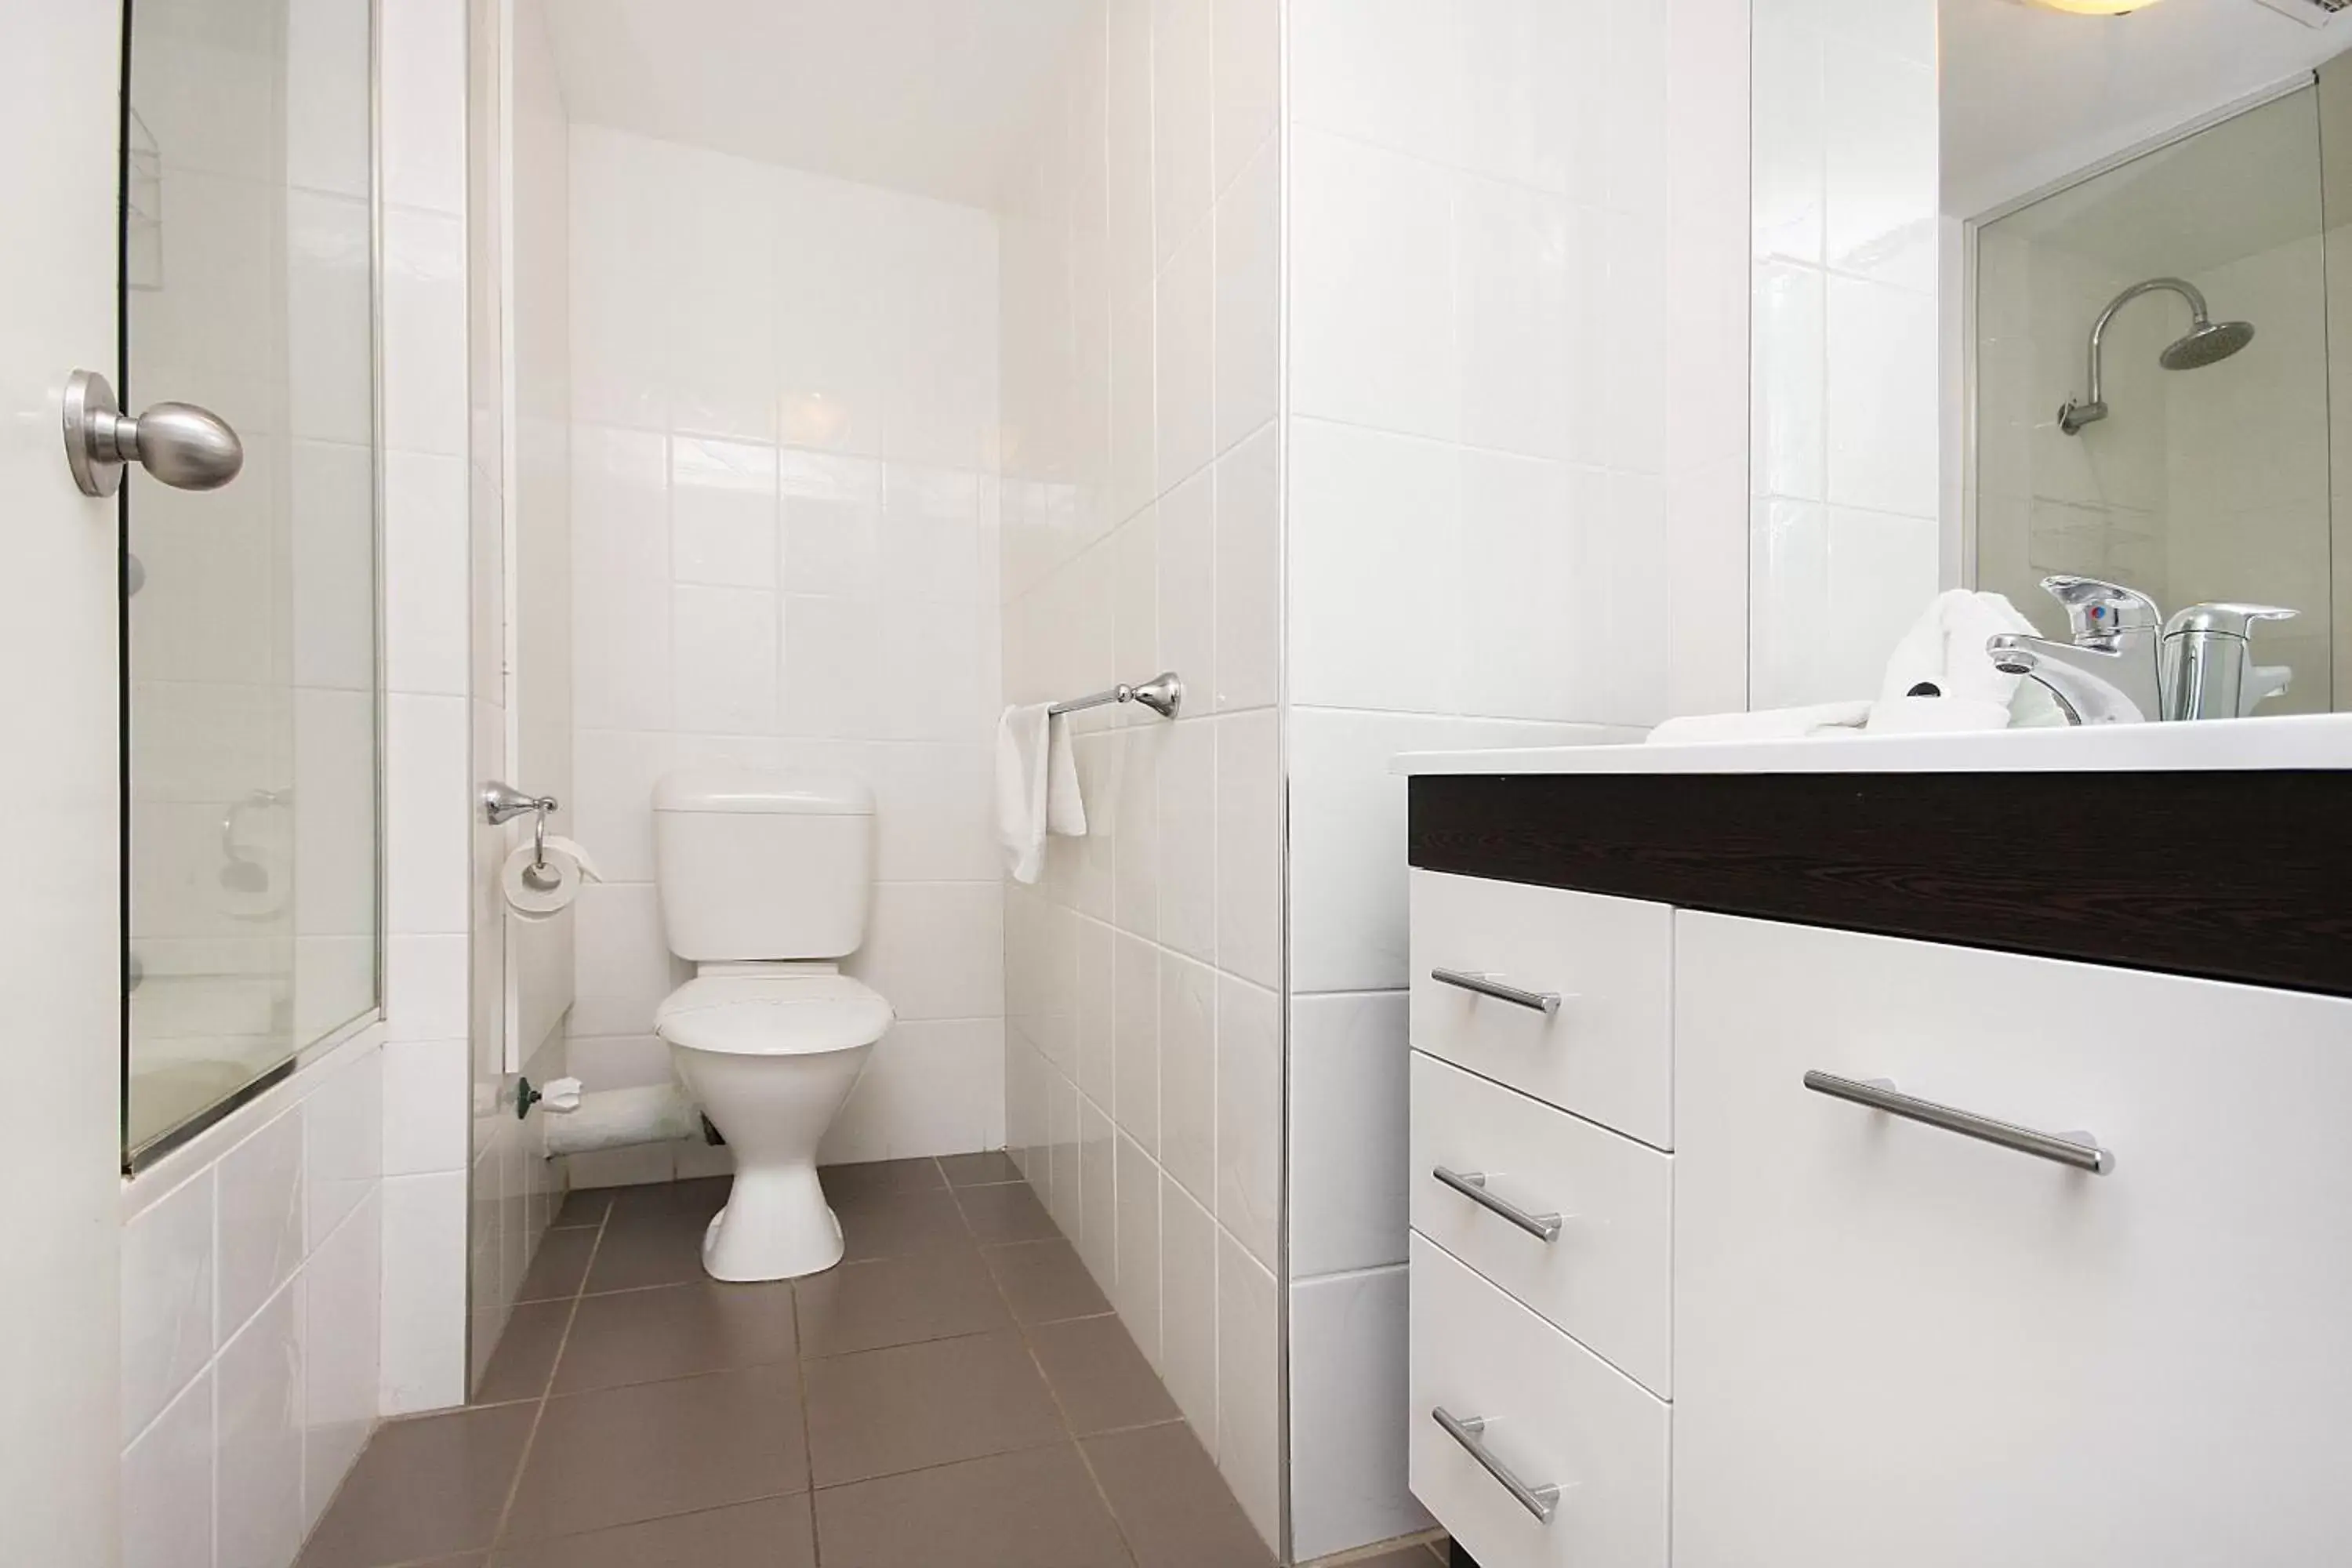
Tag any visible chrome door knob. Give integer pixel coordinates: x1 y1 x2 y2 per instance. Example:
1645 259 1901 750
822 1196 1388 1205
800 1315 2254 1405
63 368 244 497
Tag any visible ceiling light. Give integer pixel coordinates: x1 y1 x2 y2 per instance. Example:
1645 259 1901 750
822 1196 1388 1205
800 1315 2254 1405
2025 0 2163 13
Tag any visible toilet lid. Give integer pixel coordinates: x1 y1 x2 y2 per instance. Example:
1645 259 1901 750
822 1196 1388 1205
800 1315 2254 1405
655 973 894 1057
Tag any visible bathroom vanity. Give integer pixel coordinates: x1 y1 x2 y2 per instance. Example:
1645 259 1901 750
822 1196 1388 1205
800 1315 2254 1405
1396 717 2352 1568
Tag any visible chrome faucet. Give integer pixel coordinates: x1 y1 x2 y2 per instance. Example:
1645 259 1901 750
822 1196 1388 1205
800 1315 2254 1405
1986 576 2297 725
1986 576 2165 725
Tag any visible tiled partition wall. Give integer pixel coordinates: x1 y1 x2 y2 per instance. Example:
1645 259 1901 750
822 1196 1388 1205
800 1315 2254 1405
1748 0 1942 706
997 0 1287 1552
561 122 1010 1178
1279 0 1751 1557
117 0 481 1560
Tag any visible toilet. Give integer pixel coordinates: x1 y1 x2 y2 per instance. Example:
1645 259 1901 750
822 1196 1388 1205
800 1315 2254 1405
650 769 892 1282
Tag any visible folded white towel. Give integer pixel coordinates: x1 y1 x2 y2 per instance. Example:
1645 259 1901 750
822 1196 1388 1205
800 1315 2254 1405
1646 701 1871 744
1861 695 2013 735
995 703 1088 884
1878 588 2058 719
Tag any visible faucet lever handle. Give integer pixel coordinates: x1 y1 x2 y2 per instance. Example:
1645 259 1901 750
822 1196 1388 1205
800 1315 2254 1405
2040 575 2161 644
2161 601 2297 639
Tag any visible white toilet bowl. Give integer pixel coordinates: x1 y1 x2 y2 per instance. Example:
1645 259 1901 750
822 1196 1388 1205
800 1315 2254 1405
655 964 893 1282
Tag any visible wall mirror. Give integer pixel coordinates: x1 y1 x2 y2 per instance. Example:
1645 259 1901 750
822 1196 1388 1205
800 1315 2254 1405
1951 0 2352 717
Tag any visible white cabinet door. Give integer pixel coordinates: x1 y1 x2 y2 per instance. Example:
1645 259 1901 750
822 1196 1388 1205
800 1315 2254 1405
1672 913 2352 1568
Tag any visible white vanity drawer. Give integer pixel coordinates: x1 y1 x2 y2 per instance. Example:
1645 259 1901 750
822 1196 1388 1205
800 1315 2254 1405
1409 1051 1672 1397
1672 912 2352 1568
1407 870 1673 1149
1409 1232 1668 1568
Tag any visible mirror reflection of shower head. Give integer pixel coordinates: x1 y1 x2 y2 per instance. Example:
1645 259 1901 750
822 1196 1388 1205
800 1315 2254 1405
2058 277 2253 434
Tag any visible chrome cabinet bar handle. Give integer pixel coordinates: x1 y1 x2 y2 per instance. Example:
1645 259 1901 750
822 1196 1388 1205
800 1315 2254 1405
1432 1407 1560 1523
1432 1166 1563 1241
1803 1071 2114 1175
1430 967 1562 1016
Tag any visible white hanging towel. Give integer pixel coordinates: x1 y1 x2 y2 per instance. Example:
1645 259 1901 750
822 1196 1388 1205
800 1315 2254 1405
1646 701 1871 744
995 702 1089 884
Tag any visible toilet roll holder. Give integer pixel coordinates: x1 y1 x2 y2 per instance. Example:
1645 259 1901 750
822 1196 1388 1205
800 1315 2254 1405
481 780 563 891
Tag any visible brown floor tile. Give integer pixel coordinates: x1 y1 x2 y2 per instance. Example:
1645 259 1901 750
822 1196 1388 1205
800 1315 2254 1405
953 1180 1059 1243
296 1403 537 1567
472 1299 573 1406
833 1185 974 1262
1326 1548 1444 1567
604 1176 731 1225
819 1156 944 1202
803 1330 1065 1486
553 1188 612 1228
1029 1314 1180 1436
937 1149 1023 1188
503 1367 808 1542
516 1228 600 1303
581 1189 716 1294
982 1239 1112 1325
490 1495 814 1568
813 1444 1129 1568
1083 1423 1276 1568
793 1247 1010 1359
552 1279 795 1395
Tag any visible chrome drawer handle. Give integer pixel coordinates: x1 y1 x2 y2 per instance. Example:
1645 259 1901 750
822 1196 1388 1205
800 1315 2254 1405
1432 1166 1563 1241
1432 1407 1560 1522
1431 967 1562 1016
1803 1071 2114 1175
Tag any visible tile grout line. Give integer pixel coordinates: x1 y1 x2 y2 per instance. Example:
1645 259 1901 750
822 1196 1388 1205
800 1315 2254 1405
483 1196 608 1555
953 1171 1149 1568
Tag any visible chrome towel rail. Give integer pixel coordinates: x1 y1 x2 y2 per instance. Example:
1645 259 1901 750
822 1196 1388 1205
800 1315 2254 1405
1049 670 1183 719
1802 1070 2115 1175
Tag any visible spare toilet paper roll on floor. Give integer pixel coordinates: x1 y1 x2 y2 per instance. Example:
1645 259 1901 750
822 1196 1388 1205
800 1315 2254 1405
501 834 602 919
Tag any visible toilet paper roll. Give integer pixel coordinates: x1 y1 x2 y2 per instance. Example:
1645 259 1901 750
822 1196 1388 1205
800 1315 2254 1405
501 834 603 920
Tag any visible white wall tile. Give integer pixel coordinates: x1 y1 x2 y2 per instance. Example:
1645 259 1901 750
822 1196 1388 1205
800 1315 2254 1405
1114 1131 1163 1363
1214 144 1281 459
1212 424 1280 713
387 932 468 1044
847 882 1004 1022
671 585 780 735
303 1048 383 1249
1079 1098 1118 1288
383 209 469 457
1210 729 1276 994
1214 0 1280 192
123 1368 214 1568
1289 131 1459 441
1077 918 1116 1109
1156 225 1216 493
1290 0 1464 164
216 1110 305 1339
216 1282 303 1568
1214 974 1281 1269
384 694 470 937
382 1038 470 1177
820 1018 1007 1163
1287 419 1461 713
572 729 673 886
569 882 677 1037
1152 0 1215 264
1289 1267 1432 1560
1157 471 1217 728
1112 726 1163 939
379 1171 467 1415
1825 275 1940 520
122 1170 215 1444
1158 952 1218 1208
1215 1230 1281 1549
1160 1175 1220 1443
1290 992 1410 1277
383 452 470 695
1113 933 1160 1157
564 1033 677 1092
379 0 465 215
1156 717 1217 963
302 1189 379 1531
672 437 780 589
571 424 673 731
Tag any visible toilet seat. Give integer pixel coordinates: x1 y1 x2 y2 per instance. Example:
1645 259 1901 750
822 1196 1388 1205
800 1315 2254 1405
655 973 893 1057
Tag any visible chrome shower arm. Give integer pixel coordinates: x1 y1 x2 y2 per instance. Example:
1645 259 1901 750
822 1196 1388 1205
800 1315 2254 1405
2078 276 2210 416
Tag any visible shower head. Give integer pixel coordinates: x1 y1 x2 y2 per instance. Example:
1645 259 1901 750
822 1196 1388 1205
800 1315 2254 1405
2057 277 2253 434
2158 317 2256 370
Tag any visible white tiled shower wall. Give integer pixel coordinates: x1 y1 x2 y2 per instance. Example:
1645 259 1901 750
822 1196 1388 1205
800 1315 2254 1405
1749 0 1943 706
559 122 1010 1178
1278 0 1751 1556
118 0 481 1558
996 0 1287 1549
